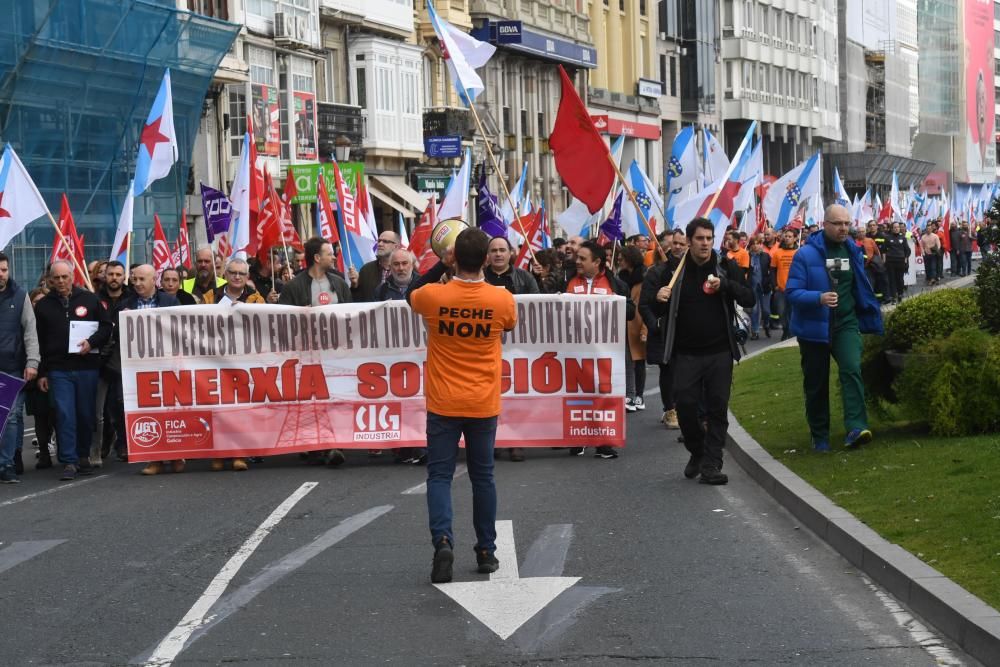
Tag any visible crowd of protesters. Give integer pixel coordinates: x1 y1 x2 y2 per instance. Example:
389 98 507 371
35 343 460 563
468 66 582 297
0 212 985 485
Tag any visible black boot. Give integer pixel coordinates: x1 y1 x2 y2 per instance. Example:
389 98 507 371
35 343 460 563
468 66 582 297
14 448 24 475
36 439 52 470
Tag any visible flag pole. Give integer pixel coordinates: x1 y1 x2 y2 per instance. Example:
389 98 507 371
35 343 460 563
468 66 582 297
605 155 667 262
663 121 757 292
466 103 538 263
46 211 94 292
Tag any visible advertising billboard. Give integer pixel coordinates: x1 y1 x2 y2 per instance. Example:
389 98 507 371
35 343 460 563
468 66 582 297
961 0 996 183
250 84 280 156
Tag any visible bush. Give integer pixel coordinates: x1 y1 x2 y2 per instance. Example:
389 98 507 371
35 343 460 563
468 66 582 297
974 223 1000 333
895 327 1000 436
861 334 896 408
883 288 982 352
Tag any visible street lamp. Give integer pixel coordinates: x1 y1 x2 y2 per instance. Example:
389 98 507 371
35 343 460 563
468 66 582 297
334 135 352 162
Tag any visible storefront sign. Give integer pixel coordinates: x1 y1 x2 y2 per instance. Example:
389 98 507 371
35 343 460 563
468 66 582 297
424 136 463 158
590 115 661 140
637 78 663 98
287 162 365 203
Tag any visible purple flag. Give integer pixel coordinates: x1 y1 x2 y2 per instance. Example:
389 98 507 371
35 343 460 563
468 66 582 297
0 371 26 437
476 170 507 239
599 191 624 242
200 182 233 242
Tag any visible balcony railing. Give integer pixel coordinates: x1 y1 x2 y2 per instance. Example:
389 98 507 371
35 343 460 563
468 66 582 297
317 102 363 158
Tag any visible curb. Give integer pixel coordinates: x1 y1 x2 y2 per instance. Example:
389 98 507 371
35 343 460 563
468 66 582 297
726 412 1000 666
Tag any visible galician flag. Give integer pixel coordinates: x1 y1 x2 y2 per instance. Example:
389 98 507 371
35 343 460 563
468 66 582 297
621 160 662 238
763 153 822 230
833 166 850 207
110 182 134 263
228 132 252 259
0 144 50 251
426 0 495 105
133 69 178 197
665 127 698 199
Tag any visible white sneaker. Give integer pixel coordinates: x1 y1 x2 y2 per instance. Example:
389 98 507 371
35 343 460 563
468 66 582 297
634 397 646 410
625 397 637 413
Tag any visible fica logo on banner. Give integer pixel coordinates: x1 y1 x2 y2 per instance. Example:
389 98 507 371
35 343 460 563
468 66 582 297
353 402 402 442
127 412 215 451
562 397 622 442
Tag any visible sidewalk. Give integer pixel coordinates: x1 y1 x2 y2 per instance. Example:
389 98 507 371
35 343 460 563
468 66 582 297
727 270 998 667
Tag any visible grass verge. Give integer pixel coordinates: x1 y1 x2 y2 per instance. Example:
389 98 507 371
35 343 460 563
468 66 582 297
730 346 1000 611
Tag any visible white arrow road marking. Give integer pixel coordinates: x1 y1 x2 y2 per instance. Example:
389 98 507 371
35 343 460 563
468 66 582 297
144 482 318 667
0 540 67 575
433 520 581 640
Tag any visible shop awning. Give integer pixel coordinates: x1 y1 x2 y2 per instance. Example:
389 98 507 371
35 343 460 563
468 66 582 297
367 183 415 218
371 175 431 212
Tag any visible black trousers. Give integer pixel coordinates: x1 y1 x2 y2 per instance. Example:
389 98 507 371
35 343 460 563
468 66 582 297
657 362 674 412
672 351 733 473
886 260 906 301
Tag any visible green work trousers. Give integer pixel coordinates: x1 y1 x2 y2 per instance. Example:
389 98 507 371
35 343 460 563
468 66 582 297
799 327 868 443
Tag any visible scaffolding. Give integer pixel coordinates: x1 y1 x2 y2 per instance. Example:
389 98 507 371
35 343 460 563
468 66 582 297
0 0 239 279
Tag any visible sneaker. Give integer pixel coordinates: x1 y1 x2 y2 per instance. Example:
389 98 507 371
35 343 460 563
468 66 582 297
594 445 618 459
683 455 702 479
813 439 830 452
699 469 728 485
326 449 346 467
844 428 872 449
431 539 454 584
634 397 646 411
508 448 525 462
476 549 500 574
569 447 585 456
141 462 163 476
0 466 19 484
60 464 77 481
625 397 637 413
664 409 679 429
232 458 248 471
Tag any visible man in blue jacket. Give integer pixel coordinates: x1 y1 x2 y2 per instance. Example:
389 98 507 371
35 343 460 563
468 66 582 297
786 205 884 452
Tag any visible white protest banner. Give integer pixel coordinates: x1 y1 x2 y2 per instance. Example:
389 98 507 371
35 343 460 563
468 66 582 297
119 296 626 461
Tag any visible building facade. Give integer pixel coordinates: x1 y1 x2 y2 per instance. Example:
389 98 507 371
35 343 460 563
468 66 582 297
719 0 841 176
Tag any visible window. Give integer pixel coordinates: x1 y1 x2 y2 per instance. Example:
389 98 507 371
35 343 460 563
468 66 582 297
619 0 624 11
723 0 733 29
743 61 753 90
227 85 246 157
669 56 677 96
995 30 1000 50
356 68 366 108
725 61 733 91
537 111 545 138
996 1 1000 20
502 106 511 133
187 0 228 19
291 57 314 93
659 53 667 86
640 0 646 15
249 46 275 86
246 0 276 19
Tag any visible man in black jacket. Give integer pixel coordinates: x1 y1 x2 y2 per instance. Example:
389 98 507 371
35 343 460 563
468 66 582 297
646 218 755 485
279 237 351 467
35 260 113 481
279 237 351 308
96 260 131 465
485 236 539 297
883 222 911 303
349 231 399 302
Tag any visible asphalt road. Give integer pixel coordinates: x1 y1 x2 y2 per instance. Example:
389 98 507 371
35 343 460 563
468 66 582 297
0 269 978 666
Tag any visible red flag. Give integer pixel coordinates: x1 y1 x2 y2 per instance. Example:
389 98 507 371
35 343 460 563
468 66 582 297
550 66 615 214
217 233 233 262
246 114 265 221
331 162 361 236
316 175 341 250
940 208 952 253
175 215 192 269
252 173 305 261
514 212 543 270
151 213 172 279
50 194 88 287
877 199 893 223
277 195 304 253
281 167 299 205
409 195 438 273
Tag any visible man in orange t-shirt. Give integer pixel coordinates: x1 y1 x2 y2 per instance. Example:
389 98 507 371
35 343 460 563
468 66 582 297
724 230 750 281
769 228 799 340
408 228 517 584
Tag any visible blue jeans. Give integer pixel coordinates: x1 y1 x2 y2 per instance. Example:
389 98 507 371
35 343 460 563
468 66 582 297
48 369 99 466
0 390 25 469
751 285 771 333
425 412 498 553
